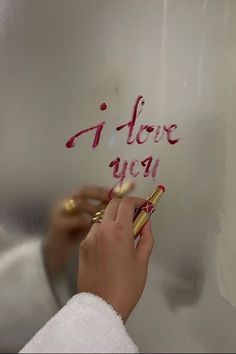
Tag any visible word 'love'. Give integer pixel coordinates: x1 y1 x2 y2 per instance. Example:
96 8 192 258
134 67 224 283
66 96 180 149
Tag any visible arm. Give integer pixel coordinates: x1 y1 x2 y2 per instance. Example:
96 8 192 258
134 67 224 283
20 196 154 353
20 293 138 353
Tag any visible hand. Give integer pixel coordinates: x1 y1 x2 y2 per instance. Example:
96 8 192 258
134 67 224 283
78 196 154 322
43 186 110 277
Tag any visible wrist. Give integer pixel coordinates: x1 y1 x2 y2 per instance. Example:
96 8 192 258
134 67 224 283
79 288 131 323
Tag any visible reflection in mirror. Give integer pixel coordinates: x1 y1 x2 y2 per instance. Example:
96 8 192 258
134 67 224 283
0 0 236 352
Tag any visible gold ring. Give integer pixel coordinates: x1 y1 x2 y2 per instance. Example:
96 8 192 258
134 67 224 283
92 213 103 223
92 216 102 223
94 209 105 217
63 198 77 215
91 209 105 224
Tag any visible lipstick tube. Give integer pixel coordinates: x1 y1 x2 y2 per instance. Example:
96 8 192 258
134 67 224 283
133 185 165 237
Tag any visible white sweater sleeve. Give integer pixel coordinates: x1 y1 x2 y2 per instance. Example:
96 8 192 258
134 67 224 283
20 293 139 353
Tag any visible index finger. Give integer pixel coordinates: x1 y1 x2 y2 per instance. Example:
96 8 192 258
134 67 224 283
74 186 110 202
116 196 146 224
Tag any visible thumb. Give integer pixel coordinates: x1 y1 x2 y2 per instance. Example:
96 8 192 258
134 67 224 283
136 221 154 263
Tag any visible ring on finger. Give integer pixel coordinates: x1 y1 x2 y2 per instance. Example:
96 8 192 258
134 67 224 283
63 198 77 215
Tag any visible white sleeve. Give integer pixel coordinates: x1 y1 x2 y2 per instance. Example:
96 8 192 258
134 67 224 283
20 293 139 353
0 239 60 352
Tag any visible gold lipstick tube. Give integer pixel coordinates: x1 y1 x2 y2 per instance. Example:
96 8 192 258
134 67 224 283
133 185 165 237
